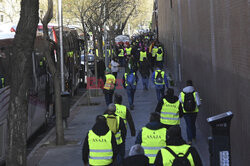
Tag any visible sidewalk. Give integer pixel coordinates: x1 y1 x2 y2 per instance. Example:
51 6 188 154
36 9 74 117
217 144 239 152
28 69 209 166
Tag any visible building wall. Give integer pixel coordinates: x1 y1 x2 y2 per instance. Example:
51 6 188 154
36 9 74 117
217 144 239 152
0 0 20 24
157 0 249 165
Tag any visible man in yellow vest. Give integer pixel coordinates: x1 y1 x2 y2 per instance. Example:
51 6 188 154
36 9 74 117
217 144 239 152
179 80 201 145
155 48 164 69
103 104 127 165
82 115 118 166
154 125 202 166
155 88 183 129
125 46 132 57
139 47 147 62
103 68 116 106
118 47 125 67
135 112 168 165
151 45 158 68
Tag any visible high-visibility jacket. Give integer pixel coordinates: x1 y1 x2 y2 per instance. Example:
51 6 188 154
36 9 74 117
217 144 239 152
115 104 127 126
0 77 4 88
156 52 163 61
140 51 147 61
124 72 136 87
96 49 99 57
103 114 123 145
126 47 132 56
154 70 165 85
160 99 180 125
180 92 199 113
141 127 167 164
118 49 124 57
67 51 74 58
160 144 195 166
103 74 116 90
152 47 158 57
88 130 113 165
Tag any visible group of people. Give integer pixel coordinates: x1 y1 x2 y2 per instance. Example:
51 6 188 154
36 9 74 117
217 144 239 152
82 33 202 165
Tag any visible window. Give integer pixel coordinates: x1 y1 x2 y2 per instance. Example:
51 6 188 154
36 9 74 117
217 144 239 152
0 15 3 22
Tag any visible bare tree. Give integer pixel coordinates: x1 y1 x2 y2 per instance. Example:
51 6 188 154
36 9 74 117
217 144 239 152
41 0 64 145
7 0 39 165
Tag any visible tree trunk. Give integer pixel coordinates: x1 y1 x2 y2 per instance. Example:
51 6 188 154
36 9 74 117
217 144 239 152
7 0 39 166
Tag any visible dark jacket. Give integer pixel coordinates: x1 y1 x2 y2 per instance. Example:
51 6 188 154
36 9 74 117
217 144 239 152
139 59 153 78
82 122 118 165
103 112 127 142
135 121 166 144
154 138 202 166
155 95 183 120
122 154 149 166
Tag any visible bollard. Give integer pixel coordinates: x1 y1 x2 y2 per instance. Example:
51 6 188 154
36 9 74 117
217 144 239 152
61 92 70 128
207 111 233 166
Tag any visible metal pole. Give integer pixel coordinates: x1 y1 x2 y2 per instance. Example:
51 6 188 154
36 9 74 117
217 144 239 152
58 0 65 92
104 3 108 68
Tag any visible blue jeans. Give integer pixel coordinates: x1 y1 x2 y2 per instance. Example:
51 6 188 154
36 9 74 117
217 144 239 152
155 87 165 101
156 61 163 68
183 113 197 142
126 88 136 106
142 77 149 89
116 142 125 165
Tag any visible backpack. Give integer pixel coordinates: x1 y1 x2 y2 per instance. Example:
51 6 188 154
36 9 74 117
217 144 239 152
106 115 119 134
183 91 196 112
165 147 191 166
126 73 135 87
155 71 164 84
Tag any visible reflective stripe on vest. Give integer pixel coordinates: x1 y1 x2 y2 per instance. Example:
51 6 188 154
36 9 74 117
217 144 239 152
160 145 195 166
152 47 158 57
154 70 165 85
115 104 127 126
141 127 167 164
160 99 180 125
118 49 124 57
140 51 147 61
124 72 136 87
126 47 132 56
104 74 116 90
156 52 163 61
88 130 113 165
103 114 123 145
180 92 199 113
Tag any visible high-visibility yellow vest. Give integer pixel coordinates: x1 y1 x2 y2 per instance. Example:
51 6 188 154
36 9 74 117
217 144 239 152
160 99 180 125
118 49 124 57
154 70 165 85
141 127 167 164
115 104 127 126
160 145 195 166
103 74 116 90
152 47 158 57
96 49 99 57
0 77 4 88
103 114 123 145
140 51 147 61
88 130 113 165
67 51 74 58
180 92 199 113
156 52 163 61
124 72 136 87
126 47 132 56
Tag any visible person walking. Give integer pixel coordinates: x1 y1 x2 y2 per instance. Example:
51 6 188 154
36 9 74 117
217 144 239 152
155 88 183 129
154 125 202 166
155 48 164 69
103 68 116 106
123 69 138 110
151 45 158 68
135 112 167 165
139 47 148 62
179 80 201 144
123 144 149 166
152 67 168 102
110 57 120 78
103 104 127 165
82 115 118 166
139 57 153 90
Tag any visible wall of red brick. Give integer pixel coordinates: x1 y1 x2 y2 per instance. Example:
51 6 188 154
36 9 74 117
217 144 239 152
157 0 249 165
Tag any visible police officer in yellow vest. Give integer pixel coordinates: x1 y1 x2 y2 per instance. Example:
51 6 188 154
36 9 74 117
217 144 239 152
154 125 202 166
103 68 116 106
135 112 168 165
155 88 183 129
103 104 127 165
179 80 201 145
139 47 147 62
82 115 118 166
